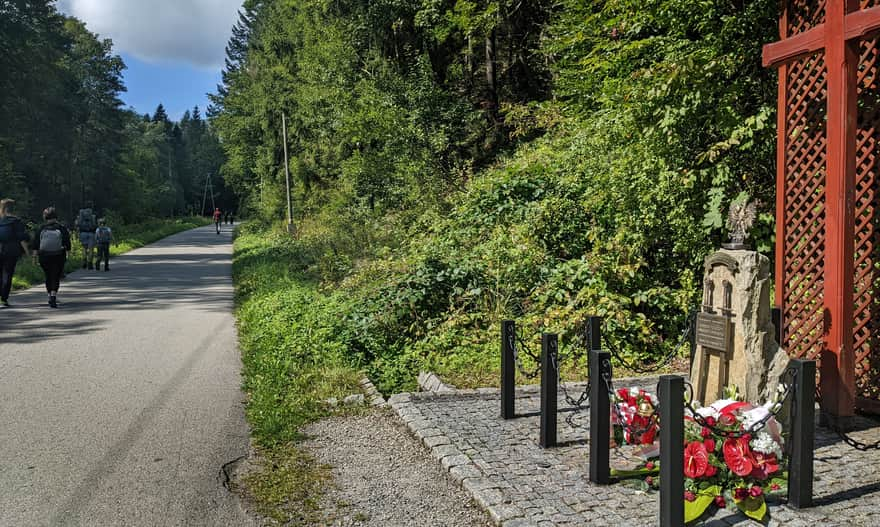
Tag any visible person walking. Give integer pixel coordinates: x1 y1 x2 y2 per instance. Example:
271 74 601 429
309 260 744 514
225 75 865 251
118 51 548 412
213 208 222 234
75 205 97 269
0 199 31 308
32 207 71 308
95 218 113 271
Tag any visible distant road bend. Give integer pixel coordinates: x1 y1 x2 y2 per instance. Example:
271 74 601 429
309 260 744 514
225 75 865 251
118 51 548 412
0 226 255 526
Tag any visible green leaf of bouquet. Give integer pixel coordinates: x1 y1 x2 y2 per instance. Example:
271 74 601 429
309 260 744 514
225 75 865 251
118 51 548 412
684 486 720 523
736 496 767 521
609 467 659 479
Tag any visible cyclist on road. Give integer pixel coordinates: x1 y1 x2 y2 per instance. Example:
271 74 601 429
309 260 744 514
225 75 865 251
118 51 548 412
213 208 222 234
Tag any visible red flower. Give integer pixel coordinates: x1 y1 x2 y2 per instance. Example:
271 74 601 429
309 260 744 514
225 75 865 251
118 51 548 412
723 437 754 477
771 483 781 491
704 438 716 452
640 425 657 445
750 452 780 481
644 461 655 470
714 495 726 508
684 441 709 478
704 464 718 477
734 487 749 501
684 490 696 502
704 416 717 427
701 426 712 438
645 476 653 486
749 485 763 498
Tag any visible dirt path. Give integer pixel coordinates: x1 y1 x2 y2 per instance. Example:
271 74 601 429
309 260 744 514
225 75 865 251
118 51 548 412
302 410 492 527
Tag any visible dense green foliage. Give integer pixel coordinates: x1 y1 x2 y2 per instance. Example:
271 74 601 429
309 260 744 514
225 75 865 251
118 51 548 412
218 0 782 394
0 1 230 222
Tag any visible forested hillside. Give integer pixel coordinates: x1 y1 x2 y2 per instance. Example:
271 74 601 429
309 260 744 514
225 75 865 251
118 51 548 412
219 0 781 394
0 1 231 222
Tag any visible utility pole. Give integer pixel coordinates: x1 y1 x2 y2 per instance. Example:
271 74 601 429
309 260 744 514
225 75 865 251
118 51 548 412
201 173 215 216
282 112 294 234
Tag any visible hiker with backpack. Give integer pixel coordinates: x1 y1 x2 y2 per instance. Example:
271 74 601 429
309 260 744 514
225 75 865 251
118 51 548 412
32 207 71 308
95 218 113 272
0 199 31 308
75 206 97 269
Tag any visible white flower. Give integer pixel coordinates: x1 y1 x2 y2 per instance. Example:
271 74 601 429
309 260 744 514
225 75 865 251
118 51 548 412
695 406 720 419
741 406 769 429
650 394 659 406
750 432 783 458
629 387 640 398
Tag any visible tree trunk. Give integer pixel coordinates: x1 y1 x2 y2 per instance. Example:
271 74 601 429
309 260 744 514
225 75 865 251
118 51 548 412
485 29 498 118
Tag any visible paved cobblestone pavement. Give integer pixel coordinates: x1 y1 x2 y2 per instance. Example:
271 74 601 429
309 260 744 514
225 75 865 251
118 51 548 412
388 379 880 527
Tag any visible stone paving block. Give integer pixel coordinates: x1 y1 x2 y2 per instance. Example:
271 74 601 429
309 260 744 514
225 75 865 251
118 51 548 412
441 454 471 470
489 504 524 523
503 518 539 527
387 393 411 405
474 487 506 508
398 381 880 526
450 464 483 483
424 434 451 448
431 444 460 460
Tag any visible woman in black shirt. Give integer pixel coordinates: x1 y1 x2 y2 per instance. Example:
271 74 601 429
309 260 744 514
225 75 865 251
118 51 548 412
32 207 71 308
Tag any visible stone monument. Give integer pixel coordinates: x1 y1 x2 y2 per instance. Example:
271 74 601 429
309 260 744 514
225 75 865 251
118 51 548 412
690 201 790 404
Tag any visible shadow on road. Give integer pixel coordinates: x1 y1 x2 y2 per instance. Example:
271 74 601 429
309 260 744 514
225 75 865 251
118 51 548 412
0 227 234 345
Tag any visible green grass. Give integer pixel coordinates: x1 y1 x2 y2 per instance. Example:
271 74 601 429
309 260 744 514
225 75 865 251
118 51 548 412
12 216 210 289
233 223 364 525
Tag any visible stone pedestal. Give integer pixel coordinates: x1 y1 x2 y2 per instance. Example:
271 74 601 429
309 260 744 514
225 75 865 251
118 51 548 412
690 249 789 404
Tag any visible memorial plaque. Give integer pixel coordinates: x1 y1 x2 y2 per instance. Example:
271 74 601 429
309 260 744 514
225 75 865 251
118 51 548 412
696 312 730 352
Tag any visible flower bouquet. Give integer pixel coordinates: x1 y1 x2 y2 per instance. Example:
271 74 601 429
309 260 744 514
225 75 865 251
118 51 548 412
682 398 787 522
612 387 660 446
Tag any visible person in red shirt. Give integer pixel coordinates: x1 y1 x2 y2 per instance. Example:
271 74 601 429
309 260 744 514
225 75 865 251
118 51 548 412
213 208 222 234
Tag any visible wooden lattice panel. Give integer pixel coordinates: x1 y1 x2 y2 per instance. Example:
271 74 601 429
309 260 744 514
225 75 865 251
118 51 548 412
782 52 828 362
854 34 880 401
788 0 827 35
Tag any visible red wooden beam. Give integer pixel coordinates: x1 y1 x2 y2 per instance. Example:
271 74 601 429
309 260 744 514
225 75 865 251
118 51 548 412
845 5 880 42
763 5 880 69
763 25 825 68
774 1 788 315
822 0 858 421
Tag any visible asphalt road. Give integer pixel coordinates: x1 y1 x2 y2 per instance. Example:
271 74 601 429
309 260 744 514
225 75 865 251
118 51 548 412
0 225 256 526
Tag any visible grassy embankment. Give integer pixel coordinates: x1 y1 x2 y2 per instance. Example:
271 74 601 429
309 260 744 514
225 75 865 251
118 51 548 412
12 217 211 289
233 222 364 524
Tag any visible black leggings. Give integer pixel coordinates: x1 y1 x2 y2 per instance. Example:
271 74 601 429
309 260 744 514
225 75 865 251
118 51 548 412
96 243 110 267
0 255 17 301
39 254 66 293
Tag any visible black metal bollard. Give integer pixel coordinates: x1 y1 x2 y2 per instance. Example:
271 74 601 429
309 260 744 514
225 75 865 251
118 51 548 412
501 320 516 420
589 349 611 484
587 316 602 352
540 333 558 448
659 375 685 527
788 359 816 508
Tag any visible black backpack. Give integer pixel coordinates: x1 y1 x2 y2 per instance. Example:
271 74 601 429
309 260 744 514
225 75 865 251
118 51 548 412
0 218 21 257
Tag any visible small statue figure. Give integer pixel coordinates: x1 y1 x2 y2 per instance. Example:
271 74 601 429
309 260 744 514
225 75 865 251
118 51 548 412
723 199 758 250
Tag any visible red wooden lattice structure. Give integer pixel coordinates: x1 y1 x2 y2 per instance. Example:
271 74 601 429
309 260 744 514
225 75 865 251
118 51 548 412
764 0 880 419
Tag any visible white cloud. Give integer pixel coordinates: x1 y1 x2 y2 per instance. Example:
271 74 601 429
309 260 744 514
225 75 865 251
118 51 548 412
57 0 243 69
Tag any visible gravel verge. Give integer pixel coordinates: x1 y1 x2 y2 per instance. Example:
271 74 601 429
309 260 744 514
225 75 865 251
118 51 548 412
301 409 492 527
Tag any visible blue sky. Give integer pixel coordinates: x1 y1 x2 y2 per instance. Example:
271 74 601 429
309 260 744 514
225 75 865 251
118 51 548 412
57 0 243 120
120 53 221 120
